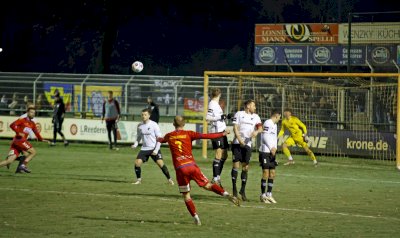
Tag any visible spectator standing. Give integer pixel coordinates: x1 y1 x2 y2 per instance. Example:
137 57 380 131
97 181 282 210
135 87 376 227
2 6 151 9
147 96 160 123
51 92 69 146
8 93 19 116
101 91 121 150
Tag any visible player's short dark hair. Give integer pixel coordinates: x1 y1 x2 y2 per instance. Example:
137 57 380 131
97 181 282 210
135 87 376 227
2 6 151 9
244 99 255 107
271 110 281 117
283 108 292 113
108 91 113 94
211 88 221 98
142 108 152 114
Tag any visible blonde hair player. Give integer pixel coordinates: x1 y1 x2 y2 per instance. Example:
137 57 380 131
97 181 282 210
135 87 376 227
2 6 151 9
278 109 318 166
158 116 240 225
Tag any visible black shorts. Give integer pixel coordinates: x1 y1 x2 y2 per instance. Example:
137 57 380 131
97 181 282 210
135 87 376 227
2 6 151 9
137 150 163 163
259 152 277 170
106 120 117 131
211 136 229 150
231 144 252 164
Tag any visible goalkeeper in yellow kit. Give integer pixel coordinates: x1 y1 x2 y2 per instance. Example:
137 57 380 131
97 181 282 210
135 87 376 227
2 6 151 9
278 109 318 166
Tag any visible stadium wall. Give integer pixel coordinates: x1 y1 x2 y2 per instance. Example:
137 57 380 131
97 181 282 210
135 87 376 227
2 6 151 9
0 116 196 143
1 115 395 159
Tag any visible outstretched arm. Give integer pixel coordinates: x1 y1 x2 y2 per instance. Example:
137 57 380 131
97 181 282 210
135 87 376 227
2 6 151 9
157 135 168 143
190 130 228 141
32 126 44 141
296 118 308 135
278 122 286 138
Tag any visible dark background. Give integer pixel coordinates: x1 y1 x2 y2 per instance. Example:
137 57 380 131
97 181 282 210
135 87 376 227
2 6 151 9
0 0 399 75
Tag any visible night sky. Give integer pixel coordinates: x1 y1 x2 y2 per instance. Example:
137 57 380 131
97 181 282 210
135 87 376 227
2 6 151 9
0 0 398 75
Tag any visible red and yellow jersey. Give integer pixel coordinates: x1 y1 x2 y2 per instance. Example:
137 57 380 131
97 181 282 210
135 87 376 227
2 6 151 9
10 117 43 141
159 130 224 170
278 116 307 138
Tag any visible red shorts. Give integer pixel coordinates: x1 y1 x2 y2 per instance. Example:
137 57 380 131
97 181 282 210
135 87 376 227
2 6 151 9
175 164 209 193
8 138 33 158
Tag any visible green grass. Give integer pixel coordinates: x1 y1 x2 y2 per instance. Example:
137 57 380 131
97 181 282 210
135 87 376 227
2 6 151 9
0 140 399 238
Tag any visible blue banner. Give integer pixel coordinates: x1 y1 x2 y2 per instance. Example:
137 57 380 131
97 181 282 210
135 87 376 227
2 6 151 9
308 45 366 65
255 45 308 65
367 45 397 65
255 45 399 66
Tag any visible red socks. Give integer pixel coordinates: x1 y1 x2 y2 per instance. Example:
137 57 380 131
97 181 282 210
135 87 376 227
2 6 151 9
185 199 197 217
211 183 225 196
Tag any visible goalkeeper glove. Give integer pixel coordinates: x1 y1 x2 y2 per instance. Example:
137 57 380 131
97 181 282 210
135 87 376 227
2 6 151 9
303 134 309 143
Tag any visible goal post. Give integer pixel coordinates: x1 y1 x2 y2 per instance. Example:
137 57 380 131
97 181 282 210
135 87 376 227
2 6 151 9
202 71 400 169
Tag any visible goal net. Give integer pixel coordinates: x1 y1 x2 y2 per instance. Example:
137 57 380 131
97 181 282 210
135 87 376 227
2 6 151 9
202 71 400 167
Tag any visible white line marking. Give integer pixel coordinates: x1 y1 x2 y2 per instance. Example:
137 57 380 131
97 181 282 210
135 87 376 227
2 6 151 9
200 167 400 184
1 187 399 222
281 173 400 184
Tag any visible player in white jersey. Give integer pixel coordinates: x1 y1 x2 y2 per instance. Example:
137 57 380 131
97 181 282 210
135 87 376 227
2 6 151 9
231 99 263 201
131 108 174 185
206 88 230 186
259 110 281 204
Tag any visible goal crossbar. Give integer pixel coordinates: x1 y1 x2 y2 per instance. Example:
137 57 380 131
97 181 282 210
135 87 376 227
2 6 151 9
202 71 400 169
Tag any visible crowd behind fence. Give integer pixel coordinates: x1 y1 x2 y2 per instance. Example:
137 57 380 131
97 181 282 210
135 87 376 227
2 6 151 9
0 72 397 133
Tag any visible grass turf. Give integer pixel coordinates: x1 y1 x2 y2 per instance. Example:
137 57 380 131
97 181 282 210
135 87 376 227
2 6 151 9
0 140 399 237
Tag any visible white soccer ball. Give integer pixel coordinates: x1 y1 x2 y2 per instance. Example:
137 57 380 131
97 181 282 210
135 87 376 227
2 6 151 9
132 61 144 73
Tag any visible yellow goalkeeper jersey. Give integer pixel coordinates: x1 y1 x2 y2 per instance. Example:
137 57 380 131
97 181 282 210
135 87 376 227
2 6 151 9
278 116 307 138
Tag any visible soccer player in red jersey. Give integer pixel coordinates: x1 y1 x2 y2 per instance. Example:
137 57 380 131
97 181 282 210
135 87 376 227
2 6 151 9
158 116 240 225
0 107 49 173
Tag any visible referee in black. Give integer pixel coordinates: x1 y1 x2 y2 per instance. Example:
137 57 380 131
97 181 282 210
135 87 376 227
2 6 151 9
51 92 69 146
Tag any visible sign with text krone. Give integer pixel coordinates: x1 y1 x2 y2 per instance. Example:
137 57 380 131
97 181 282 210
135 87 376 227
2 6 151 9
255 23 338 44
339 22 400 44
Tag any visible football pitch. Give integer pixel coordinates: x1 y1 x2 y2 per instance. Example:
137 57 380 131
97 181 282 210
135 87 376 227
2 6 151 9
0 140 399 238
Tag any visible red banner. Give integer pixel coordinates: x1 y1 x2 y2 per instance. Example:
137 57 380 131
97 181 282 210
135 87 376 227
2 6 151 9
255 23 338 44
183 98 203 117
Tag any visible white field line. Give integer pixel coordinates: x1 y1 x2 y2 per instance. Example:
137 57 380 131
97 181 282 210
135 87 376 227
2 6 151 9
199 167 400 184
280 173 400 184
1 187 399 222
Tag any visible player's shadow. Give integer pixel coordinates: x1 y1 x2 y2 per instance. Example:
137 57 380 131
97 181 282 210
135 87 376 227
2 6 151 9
116 192 182 199
115 192 223 201
73 178 129 184
74 215 191 224
2 172 130 183
29 172 131 184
